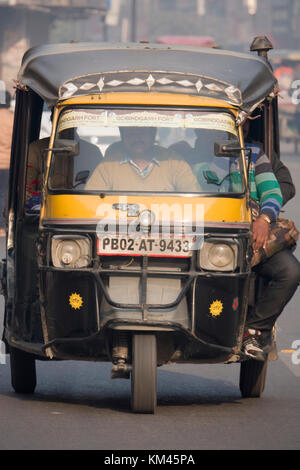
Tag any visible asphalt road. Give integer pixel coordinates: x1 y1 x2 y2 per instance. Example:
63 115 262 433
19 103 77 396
0 150 300 451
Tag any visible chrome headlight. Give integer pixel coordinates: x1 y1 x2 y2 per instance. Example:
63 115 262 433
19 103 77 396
51 236 91 268
199 240 238 271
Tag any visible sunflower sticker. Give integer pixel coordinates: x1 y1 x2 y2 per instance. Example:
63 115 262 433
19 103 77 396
69 292 83 310
209 300 223 317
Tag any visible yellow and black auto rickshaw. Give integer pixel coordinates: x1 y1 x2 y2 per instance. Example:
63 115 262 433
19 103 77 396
0 37 280 413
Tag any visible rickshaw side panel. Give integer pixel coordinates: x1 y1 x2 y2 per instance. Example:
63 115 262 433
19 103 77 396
3 89 45 350
42 271 99 340
194 275 247 349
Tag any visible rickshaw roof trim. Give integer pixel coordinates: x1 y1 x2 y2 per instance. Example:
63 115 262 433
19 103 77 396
18 42 277 114
60 92 237 111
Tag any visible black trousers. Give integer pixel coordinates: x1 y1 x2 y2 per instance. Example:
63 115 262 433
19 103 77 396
246 248 300 332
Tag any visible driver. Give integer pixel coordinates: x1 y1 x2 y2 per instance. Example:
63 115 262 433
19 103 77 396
86 127 200 192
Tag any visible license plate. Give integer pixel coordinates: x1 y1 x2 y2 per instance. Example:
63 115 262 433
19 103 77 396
97 236 193 257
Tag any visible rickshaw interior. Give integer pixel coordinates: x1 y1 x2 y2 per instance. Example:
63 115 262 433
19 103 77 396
24 103 277 199
48 108 242 193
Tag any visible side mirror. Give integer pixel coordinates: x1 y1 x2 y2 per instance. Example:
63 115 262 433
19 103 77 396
74 170 90 188
203 170 230 186
44 139 79 157
203 170 220 184
214 139 242 157
75 170 89 183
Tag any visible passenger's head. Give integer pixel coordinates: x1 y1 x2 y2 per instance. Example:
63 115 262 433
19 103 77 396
194 128 216 141
193 128 218 160
120 127 157 158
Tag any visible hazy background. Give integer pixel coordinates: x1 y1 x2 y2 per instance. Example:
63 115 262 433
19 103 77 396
1 0 300 95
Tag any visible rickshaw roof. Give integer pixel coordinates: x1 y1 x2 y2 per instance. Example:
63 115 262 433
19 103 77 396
18 42 276 114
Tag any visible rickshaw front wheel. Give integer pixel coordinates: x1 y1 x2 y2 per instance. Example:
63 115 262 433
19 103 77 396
131 334 157 414
239 357 268 398
10 346 37 394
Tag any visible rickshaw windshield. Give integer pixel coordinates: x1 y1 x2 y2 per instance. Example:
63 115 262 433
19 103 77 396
48 108 245 195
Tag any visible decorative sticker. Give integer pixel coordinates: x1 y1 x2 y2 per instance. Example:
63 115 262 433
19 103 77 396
232 297 239 311
209 300 223 317
69 292 83 310
185 112 237 135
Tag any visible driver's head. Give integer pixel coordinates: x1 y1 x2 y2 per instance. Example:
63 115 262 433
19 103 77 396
120 127 157 157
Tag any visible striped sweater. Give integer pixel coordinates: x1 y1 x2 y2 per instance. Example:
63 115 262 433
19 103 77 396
245 143 283 222
230 143 282 222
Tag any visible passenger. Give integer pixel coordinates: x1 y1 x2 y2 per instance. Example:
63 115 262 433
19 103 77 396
26 128 103 209
86 127 200 192
169 128 217 165
25 137 52 206
169 129 231 191
242 118 300 360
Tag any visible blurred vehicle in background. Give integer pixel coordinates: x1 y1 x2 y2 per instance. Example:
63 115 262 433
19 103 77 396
270 50 300 153
0 91 14 231
156 35 218 48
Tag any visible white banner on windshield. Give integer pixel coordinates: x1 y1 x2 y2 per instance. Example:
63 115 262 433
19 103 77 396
58 109 237 135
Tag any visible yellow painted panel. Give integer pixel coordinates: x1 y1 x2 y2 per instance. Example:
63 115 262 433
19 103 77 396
42 194 251 225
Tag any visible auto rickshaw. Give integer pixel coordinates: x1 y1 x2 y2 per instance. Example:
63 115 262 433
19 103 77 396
0 37 280 413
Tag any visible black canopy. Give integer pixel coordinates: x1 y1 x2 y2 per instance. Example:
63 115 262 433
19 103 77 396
18 42 277 113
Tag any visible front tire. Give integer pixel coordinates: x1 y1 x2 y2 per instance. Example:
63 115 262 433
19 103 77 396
10 346 36 394
131 334 157 413
239 357 268 398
